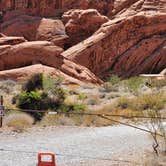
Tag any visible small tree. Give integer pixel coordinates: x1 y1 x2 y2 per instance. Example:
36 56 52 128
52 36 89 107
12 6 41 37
144 109 166 155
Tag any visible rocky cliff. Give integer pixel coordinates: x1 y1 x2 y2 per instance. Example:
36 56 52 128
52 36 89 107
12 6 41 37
0 0 165 82
62 0 166 78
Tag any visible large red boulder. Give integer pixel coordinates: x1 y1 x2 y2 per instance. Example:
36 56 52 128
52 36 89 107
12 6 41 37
62 9 109 47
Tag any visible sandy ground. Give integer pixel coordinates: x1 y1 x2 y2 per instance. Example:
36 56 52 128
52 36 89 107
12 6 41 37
0 125 152 166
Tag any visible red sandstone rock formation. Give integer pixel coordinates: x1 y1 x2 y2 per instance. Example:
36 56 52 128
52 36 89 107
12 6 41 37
0 40 102 84
1 0 165 18
0 0 60 17
0 0 165 82
62 0 166 78
0 14 68 47
0 64 84 84
0 0 114 17
0 9 108 48
63 0 114 16
62 9 109 47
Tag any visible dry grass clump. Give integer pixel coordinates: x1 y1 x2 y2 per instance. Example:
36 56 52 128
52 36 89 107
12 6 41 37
0 80 17 94
116 97 132 109
4 112 34 132
40 107 115 127
150 79 166 89
134 93 166 111
40 114 75 126
115 93 166 112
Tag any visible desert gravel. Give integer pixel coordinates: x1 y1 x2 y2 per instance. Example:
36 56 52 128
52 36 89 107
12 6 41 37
0 125 151 166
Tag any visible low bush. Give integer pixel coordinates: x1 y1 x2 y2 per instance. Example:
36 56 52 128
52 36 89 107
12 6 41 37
123 76 146 94
133 93 166 111
61 102 86 112
4 112 34 132
150 79 166 89
22 73 43 92
15 74 66 121
115 93 166 111
16 91 61 121
43 75 66 105
107 74 121 85
116 97 132 109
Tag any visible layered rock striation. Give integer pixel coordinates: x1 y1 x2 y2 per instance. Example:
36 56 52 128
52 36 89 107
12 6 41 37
62 0 166 78
0 0 165 82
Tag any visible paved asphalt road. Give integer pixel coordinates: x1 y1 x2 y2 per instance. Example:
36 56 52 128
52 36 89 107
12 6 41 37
0 125 151 166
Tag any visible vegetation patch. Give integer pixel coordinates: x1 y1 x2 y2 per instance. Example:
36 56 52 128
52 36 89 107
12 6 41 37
4 112 34 132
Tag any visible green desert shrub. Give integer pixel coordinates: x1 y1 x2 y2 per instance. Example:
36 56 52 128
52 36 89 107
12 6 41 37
107 74 121 85
62 99 86 112
15 74 66 121
123 76 145 94
43 75 66 105
16 90 65 121
22 73 43 92
17 91 43 110
16 91 45 121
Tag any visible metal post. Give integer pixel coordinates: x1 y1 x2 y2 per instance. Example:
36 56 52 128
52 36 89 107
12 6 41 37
0 96 3 128
0 96 3 105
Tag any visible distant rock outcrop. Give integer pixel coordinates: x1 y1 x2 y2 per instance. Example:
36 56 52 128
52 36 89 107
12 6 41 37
0 0 114 17
0 14 68 48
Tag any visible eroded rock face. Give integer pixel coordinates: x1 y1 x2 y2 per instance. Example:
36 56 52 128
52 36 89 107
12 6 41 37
113 0 166 18
62 9 109 47
63 0 114 16
0 0 62 17
0 14 68 47
62 0 166 78
0 0 114 17
0 40 102 84
1 0 165 18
